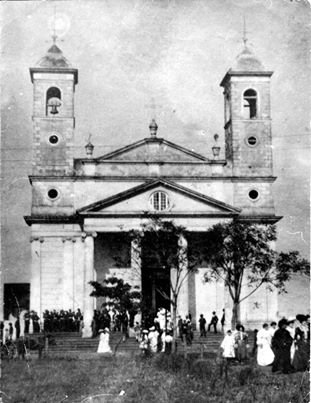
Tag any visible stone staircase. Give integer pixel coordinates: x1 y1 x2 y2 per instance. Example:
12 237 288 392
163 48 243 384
44 330 255 356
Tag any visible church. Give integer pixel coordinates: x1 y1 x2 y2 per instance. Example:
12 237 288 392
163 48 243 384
24 39 281 337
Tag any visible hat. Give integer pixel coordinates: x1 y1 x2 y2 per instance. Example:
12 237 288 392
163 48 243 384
278 318 288 328
296 314 307 323
149 326 155 331
98 329 104 333
104 328 110 332
142 330 148 334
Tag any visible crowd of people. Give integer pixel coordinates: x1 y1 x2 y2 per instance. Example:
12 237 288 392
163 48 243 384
43 309 83 332
220 314 310 374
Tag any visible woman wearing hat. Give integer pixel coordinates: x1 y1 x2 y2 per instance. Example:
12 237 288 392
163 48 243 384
271 319 293 374
292 315 309 372
97 328 112 353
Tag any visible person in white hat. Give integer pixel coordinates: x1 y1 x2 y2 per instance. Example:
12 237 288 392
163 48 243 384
97 328 112 353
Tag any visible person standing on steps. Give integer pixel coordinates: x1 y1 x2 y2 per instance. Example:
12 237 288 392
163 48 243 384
199 314 207 337
221 309 225 333
208 311 219 334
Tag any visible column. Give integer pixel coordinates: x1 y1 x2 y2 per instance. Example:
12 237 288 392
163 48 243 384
131 236 142 290
62 238 75 310
176 233 189 319
30 237 43 318
82 232 97 338
73 237 85 311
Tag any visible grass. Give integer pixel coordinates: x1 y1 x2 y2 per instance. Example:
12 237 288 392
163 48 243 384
1 353 309 403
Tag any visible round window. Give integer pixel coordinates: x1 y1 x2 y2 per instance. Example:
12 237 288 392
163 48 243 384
49 135 59 145
248 189 259 201
47 188 59 200
150 191 170 211
247 136 257 147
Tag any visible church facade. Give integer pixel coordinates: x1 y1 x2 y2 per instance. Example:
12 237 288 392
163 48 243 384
24 42 281 336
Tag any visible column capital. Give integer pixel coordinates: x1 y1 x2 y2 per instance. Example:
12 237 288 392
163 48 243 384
81 232 97 241
62 237 77 243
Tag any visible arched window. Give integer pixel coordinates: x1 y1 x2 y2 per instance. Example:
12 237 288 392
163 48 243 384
243 89 257 119
150 191 170 211
46 87 62 116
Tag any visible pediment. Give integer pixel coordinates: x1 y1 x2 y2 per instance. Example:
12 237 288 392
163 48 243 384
97 138 209 162
77 179 241 216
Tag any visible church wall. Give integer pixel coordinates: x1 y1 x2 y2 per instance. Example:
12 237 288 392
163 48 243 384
75 161 225 178
40 237 64 311
195 268 225 328
32 181 74 215
233 182 275 215
74 181 142 210
33 118 75 175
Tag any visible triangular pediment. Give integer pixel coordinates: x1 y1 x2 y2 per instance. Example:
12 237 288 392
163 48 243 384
77 179 241 216
97 138 209 162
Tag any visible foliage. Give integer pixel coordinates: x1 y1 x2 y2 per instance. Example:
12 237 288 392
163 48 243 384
89 276 141 313
275 251 310 292
202 220 310 326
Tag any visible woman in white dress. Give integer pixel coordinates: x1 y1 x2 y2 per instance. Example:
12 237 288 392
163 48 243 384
97 328 112 353
220 330 235 359
257 323 274 366
148 326 159 353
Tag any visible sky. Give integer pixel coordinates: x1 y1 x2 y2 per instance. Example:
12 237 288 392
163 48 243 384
1 0 310 284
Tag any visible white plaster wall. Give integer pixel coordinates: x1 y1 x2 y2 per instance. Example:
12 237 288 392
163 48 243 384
74 181 142 209
41 238 63 310
195 268 225 327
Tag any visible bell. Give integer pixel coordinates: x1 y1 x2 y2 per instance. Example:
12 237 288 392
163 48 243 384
50 104 59 115
47 97 62 115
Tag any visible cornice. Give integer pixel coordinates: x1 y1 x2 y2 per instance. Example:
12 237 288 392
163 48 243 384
28 175 277 183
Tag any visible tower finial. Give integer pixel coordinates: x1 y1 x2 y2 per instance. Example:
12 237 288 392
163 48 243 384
242 16 248 48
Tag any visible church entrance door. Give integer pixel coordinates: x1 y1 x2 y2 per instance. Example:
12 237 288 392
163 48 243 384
141 234 171 326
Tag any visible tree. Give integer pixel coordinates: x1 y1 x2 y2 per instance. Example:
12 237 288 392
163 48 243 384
131 217 202 352
202 220 310 328
89 277 141 327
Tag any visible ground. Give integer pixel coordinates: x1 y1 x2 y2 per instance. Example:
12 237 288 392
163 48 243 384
1 353 309 403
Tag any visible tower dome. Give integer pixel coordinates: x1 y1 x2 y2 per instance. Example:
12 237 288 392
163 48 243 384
37 44 71 68
230 45 265 72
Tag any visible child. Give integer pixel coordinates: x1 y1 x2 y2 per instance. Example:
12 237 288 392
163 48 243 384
220 329 235 359
134 322 141 342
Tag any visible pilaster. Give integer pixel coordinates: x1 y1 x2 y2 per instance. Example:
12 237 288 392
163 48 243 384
30 237 44 318
62 237 76 310
82 232 97 338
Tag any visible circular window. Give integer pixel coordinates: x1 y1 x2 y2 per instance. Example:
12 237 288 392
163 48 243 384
49 135 59 145
248 189 259 201
150 191 170 211
247 136 257 147
47 188 59 200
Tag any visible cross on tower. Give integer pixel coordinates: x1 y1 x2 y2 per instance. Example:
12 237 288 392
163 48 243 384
144 97 163 120
242 16 249 47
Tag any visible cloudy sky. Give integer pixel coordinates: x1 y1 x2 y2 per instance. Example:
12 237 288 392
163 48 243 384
1 0 310 283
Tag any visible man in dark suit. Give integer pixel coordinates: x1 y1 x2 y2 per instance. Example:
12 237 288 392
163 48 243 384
207 311 219 334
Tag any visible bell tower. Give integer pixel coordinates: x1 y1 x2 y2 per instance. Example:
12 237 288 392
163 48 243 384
220 32 277 218
220 43 273 177
30 42 78 175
